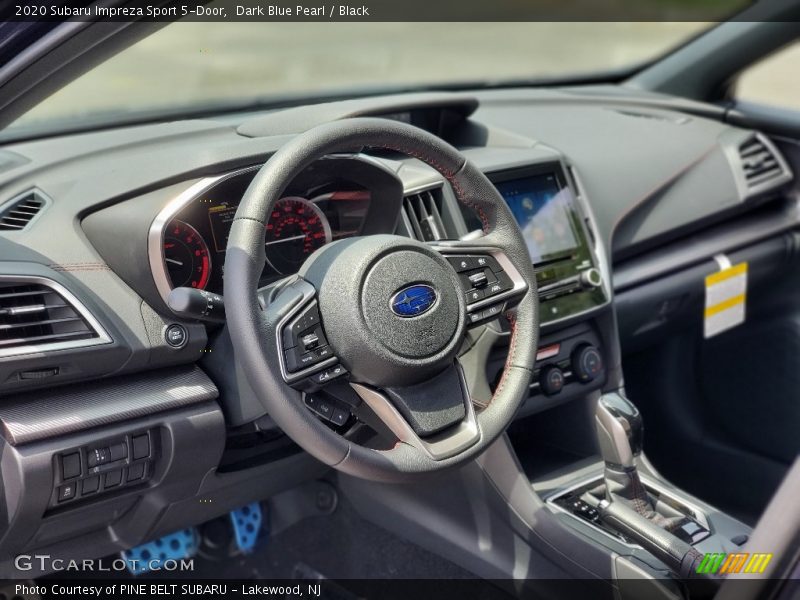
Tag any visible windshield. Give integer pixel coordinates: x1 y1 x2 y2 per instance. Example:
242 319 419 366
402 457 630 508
8 22 710 136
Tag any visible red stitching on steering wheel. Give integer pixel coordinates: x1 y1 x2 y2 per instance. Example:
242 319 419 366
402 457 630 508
490 312 518 404
374 144 491 234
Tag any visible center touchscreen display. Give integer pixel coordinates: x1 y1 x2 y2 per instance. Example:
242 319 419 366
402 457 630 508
493 173 579 263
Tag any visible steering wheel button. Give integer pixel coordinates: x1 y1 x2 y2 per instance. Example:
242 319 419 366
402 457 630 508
494 271 514 292
301 332 320 350
314 400 334 420
330 408 349 427
468 271 489 288
475 255 501 273
314 346 333 360
447 256 479 272
480 303 504 321
466 288 485 304
299 303 321 329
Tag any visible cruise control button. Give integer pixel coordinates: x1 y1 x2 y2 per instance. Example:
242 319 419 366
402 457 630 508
485 271 514 297
301 332 320 350
285 345 332 372
313 345 333 361
286 303 322 348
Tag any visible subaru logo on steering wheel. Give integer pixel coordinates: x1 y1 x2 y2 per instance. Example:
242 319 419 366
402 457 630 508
390 284 438 318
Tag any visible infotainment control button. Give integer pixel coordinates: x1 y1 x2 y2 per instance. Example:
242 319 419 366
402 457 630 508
579 267 603 289
468 271 489 288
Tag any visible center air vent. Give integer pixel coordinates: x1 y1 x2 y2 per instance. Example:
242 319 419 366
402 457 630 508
401 187 447 241
0 189 48 231
737 135 791 192
0 278 109 357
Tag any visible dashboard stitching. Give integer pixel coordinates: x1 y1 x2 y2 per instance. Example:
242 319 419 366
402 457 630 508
49 262 111 271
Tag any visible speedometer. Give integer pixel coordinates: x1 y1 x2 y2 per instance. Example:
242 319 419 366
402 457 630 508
265 197 332 274
163 220 211 289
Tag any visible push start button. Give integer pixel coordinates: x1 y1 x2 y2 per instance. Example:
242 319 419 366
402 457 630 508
165 324 188 348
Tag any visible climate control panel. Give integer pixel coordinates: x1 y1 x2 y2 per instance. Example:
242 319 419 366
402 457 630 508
491 324 606 406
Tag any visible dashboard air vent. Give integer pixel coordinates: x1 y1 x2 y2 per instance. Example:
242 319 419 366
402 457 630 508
0 280 105 356
0 190 48 231
738 136 789 191
401 187 447 241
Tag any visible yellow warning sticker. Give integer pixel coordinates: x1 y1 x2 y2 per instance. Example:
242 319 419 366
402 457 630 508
704 262 747 338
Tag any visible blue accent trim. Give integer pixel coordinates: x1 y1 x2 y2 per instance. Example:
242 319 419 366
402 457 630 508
390 285 437 317
230 502 263 553
123 528 197 575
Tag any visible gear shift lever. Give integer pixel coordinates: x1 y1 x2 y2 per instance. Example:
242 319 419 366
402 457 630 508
595 392 643 469
595 392 659 518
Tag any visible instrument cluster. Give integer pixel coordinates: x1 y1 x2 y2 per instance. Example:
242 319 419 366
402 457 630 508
162 171 371 295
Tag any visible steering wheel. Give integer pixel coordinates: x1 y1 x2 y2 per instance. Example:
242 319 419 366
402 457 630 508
225 118 539 482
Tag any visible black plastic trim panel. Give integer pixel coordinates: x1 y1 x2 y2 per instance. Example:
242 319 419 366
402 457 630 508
0 365 218 445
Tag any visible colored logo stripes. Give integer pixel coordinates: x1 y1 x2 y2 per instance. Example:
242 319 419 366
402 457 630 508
696 552 773 575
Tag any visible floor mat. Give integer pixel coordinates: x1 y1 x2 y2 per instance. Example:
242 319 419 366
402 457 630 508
191 495 475 581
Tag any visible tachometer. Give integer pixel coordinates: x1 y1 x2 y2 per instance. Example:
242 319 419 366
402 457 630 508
265 197 332 274
163 220 211 289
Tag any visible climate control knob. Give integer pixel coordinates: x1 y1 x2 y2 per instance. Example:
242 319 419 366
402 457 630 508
572 344 603 383
539 365 565 396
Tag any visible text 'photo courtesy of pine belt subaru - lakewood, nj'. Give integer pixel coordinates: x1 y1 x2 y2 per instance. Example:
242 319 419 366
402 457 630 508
0 1 798 599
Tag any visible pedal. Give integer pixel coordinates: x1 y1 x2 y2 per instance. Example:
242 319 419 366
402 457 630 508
122 528 198 575
229 502 263 553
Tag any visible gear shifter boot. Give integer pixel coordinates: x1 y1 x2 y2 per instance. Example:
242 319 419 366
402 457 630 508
604 465 683 531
